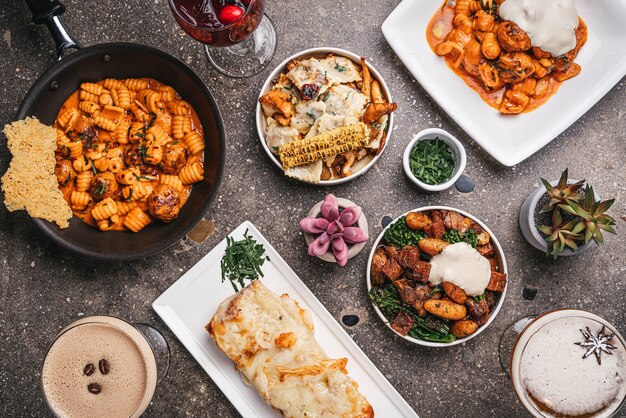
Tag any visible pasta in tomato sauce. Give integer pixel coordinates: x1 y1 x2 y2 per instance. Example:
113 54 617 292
427 0 587 114
54 78 205 233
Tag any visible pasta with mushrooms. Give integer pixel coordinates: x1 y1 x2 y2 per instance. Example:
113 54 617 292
53 77 205 233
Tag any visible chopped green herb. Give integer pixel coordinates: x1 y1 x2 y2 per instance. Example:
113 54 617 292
126 187 134 202
220 229 269 292
334 64 347 72
383 216 426 247
93 182 106 196
473 293 486 302
443 229 478 248
409 137 456 185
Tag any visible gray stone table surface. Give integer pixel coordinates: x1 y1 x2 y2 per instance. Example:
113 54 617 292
1 0 625 417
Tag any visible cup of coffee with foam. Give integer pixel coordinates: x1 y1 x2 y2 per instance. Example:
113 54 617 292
41 316 170 418
510 309 626 418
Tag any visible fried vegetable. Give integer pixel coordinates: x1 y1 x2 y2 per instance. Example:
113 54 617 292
487 270 507 292
383 216 426 247
405 211 433 231
424 220 446 239
360 57 371 100
424 299 467 320
451 319 479 338
390 311 414 336
370 80 384 104
278 123 370 170
443 210 465 230
418 238 450 256
476 230 491 245
380 258 403 281
467 298 490 326
442 282 467 304
370 247 389 287
362 102 398 125
477 242 495 256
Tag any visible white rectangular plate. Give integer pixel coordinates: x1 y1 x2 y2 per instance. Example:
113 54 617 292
382 0 626 166
153 221 418 418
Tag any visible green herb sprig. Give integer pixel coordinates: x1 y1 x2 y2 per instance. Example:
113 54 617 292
383 216 426 247
409 138 456 185
221 229 269 292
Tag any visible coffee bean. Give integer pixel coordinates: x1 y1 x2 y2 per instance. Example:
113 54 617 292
83 363 95 376
87 383 101 394
98 359 110 375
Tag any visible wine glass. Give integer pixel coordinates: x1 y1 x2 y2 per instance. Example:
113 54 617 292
168 0 277 78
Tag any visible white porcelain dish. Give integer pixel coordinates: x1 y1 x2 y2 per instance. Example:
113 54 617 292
403 128 466 192
256 47 395 185
382 0 626 166
153 221 418 417
366 207 508 347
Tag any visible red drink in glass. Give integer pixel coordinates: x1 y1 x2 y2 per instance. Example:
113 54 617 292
169 0 265 47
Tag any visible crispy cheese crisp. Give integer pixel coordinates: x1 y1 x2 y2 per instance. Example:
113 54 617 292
2 118 72 228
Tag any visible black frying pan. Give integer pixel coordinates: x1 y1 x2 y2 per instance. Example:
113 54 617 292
17 0 225 260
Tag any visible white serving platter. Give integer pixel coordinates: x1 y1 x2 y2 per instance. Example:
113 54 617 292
153 221 418 418
382 0 626 166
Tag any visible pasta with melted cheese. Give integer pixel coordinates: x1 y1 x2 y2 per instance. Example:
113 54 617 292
427 0 587 114
53 77 205 233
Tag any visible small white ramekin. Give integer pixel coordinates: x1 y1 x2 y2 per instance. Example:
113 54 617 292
403 128 466 192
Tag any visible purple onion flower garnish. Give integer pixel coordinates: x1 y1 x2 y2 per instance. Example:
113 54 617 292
299 194 369 266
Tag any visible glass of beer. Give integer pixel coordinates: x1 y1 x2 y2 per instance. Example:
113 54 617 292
41 316 170 418
508 309 626 418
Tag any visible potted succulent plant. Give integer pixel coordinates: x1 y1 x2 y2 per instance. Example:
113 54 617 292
519 169 617 258
299 194 369 266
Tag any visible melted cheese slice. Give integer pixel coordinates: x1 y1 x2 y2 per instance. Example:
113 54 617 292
208 281 374 418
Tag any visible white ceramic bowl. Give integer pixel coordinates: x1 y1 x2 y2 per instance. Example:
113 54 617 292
403 128 466 192
256 47 395 186
365 206 508 347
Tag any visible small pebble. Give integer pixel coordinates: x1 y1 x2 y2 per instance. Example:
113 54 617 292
342 315 360 327
455 175 475 193
523 286 538 301
381 216 393 228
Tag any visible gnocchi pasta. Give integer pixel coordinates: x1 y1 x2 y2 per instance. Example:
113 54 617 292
54 78 205 233
427 0 587 114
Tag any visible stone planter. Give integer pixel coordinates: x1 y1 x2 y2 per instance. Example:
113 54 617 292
303 198 369 264
519 180 597 256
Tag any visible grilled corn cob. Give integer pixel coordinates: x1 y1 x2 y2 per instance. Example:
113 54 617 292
278 123 370 170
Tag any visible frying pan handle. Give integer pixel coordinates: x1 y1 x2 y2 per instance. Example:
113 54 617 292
25 0 81 60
